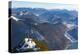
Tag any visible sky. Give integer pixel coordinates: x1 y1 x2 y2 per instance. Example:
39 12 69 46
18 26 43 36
11 1 78 10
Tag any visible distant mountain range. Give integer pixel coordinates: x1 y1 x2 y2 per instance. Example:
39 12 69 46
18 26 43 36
9 8 78 24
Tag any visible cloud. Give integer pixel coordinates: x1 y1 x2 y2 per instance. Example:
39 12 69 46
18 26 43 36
12 1 78 10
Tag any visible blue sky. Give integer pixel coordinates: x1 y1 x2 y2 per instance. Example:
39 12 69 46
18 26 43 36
11 1 77 10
